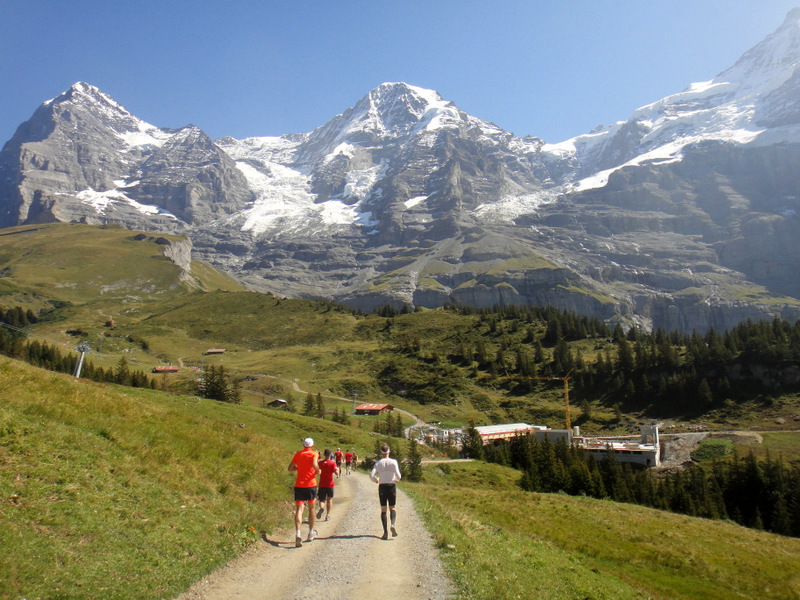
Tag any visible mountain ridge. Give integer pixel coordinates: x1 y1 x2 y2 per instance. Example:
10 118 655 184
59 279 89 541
2 9 800 332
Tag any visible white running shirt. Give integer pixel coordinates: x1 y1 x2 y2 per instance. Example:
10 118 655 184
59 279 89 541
370 457 402 484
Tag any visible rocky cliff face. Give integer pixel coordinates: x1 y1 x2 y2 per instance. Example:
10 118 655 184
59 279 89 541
2 12 800 333
0 83 252 232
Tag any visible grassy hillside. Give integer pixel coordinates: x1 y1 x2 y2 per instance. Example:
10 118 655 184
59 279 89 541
3 223 800 434
3 356 799 600
0 223 566 427
0 356 382 600
0 223 245 371
410 462 800 599
0 223 243 304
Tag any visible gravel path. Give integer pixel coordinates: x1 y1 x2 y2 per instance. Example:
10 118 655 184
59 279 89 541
175 472 454 600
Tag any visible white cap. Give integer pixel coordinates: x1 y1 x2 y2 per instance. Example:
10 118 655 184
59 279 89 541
303 437 314 447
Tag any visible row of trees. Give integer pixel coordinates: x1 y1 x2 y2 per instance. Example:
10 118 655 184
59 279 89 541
433 304 800 417
380 302 800 421
0 319 156 389
297 392 349 423
0 306 38 329
480 434 800 538
1 305 252 403
373 412 405 437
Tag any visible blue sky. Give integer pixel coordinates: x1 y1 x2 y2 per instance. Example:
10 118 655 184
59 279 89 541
1 1 797 145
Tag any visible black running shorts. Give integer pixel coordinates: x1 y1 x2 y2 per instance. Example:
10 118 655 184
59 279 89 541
294 486 317 504
378 483 396 507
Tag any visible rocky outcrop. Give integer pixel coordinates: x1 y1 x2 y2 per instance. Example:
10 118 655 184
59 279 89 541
133 232 194 283
159 237 193 274
125 126 253 223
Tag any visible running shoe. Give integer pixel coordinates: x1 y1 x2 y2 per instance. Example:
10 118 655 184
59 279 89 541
307 529 317 542
325 515 330 521
295 536 302 548
381 532 388 540
316 507 324 519
391 526 397 537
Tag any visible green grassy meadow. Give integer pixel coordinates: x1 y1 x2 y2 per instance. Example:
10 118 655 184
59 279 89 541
4 223 799 435
410 462 800 600
0 356 384 600
3 357 800 599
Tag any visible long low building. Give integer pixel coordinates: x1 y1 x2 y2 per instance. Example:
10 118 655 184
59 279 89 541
577 423 661 468
474 423 547 443
580 438 660 468
354 403 394 415
474 422 661 468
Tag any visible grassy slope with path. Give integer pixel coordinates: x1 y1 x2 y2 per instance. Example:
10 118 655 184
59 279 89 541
3 223 800 598
3 356 800 599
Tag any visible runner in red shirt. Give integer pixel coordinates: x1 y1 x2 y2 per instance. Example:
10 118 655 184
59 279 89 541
288 437 321 547
334 448 344 478
316 448 339 521
344 450 353 474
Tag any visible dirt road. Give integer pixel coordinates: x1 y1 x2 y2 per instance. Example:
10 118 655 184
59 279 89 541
175 472 453 600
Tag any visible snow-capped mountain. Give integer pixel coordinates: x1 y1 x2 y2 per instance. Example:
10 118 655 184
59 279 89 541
546 7 800 190
215 82 550 242
2 9 800 333
0 82 252 231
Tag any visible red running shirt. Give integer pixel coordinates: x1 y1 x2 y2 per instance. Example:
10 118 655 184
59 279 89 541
292 448 318 488
319 459 338 488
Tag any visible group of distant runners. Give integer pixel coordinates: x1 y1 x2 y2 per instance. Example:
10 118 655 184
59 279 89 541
288 438 401 546
332 447 356 476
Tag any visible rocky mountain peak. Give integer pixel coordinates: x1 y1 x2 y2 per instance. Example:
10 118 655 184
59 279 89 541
354 82 454 133
298 82 486 162
43 81 149 135
715 7 800 94
48 81 121 110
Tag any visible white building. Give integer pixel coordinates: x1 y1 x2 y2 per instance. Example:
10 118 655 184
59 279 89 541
577 423 661 468
474 423 548 444
474 422 662 468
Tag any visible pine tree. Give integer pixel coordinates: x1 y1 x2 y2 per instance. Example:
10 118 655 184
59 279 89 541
116 356 131 386
464 421 484 460
616 338 635 373
303 392 315 416
405 439 423 482
315 393 325 418
228 375 242 404
697 378 714 406
391 412 404 438
580 398 592 422
534 340 546 363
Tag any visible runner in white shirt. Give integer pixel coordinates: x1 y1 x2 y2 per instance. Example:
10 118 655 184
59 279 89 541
369 444 402 540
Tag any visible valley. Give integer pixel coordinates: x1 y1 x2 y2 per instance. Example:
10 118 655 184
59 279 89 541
2 223 800 599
